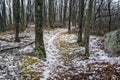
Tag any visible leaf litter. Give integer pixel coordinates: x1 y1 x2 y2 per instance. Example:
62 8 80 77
0 26 119 80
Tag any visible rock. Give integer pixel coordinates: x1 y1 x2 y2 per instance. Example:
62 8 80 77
104 29 120 55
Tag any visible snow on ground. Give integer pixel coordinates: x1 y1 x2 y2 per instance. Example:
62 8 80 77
41 29 67 80
71 35 120 68
0 27 120 80
46 31 120 80
0 27 68 79
89 36 120 64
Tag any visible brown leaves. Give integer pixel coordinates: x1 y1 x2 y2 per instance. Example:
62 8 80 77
104 64 116 79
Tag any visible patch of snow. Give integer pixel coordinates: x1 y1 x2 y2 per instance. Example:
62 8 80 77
72 35 120 71
59 34 77 43
41 29 67 80
19 46 34 53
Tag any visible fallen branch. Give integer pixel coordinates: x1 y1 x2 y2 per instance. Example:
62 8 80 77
0 35 30 43
0 38 14 42
0 41 35 52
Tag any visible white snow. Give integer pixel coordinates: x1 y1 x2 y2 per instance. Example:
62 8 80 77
73 35 120 68
41 29 67 80
19 46 34 53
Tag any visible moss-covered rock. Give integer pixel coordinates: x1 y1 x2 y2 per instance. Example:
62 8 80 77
104 29 120 55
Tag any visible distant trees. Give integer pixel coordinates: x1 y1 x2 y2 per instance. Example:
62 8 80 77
0 0 6 32
0 0 120 32
13 0 20 42
35 0 46 59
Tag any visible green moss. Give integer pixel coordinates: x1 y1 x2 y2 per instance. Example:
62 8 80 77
20 56 45 79
21 56 37 68
22 71 40 79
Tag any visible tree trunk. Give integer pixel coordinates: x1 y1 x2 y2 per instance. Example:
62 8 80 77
2 0 6 31
35 0 46 59
13 0 20 42
63 0 68 27
68 0 72 34
108 0 111 32
49 0 54 28
0 14 4 32
20 0 26 31
71 0 76 26
84 0 94 57
27 0 32 24
77 0 85 43
59 0 63 22
43 0 47 24
9 0 12 25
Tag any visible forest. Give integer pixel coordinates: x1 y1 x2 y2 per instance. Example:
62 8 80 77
0 0 120 80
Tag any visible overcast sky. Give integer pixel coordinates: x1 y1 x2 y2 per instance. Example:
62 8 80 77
113 0 118 2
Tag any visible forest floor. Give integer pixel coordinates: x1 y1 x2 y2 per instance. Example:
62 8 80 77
0 25 120 80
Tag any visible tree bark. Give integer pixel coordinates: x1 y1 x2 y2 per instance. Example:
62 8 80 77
20 0 26 31
49 0 54 28
84 0 94 57
77 0 85 43
68 0 72 34
63 0 68 27
13 0 20 42
108 0 111 32
35 0 46 59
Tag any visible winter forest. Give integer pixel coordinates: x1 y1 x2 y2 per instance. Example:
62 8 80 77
0 0 120 80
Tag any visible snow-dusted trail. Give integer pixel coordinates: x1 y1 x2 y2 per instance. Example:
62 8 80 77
41 29 67 80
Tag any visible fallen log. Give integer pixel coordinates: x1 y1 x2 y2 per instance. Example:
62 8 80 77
0 38 14 42
0 41 35 52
